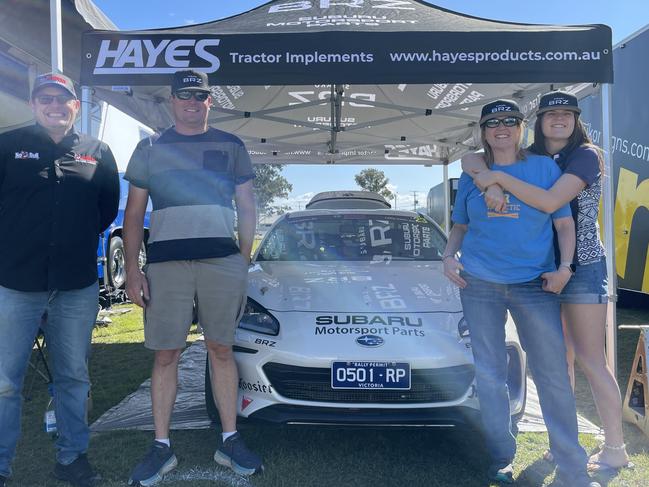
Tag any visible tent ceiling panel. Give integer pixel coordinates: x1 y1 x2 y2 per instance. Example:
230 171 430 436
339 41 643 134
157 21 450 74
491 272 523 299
95 80 567 164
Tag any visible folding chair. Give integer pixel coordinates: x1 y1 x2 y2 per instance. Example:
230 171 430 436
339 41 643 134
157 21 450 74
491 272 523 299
24 312 53 401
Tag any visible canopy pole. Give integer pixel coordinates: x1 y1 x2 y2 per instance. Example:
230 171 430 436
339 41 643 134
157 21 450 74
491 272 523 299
50 0 63 73
81 87 92 136
328 85 336 157
326 85 344 161
443 163 450 234
601 83 617 376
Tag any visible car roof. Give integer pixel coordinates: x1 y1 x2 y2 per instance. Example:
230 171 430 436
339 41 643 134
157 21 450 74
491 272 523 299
305 190 391 209
284 208 421 219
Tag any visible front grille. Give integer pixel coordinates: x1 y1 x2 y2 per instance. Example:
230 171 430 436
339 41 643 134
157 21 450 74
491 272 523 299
262 362 474 403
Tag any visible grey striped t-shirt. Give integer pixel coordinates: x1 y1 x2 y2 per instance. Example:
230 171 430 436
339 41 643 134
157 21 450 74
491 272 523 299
125 127 254 263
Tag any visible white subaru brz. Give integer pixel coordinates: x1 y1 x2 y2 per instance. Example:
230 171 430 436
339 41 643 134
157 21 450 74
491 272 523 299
206 208 526 427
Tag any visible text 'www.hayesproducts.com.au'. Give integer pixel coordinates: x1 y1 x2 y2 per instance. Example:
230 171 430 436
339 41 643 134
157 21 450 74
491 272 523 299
389 49 605 63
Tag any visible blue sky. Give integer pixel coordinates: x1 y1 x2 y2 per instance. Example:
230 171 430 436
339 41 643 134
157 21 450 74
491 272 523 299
92 0 649 212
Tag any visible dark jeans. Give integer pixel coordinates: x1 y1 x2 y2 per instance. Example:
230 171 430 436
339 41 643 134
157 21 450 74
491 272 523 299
460 273 587 475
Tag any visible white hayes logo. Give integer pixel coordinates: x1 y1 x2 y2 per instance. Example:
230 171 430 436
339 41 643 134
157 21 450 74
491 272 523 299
92 39 220 74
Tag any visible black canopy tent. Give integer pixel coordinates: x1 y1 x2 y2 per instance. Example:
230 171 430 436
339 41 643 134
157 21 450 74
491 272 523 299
77 1 618 372
2 1 617 369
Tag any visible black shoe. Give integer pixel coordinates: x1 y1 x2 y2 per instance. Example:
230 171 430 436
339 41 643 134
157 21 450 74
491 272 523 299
53 454 101 487
487 463 514 484
0 474 6 487
214 432 263 476
128 441 177 486
555 470 601 487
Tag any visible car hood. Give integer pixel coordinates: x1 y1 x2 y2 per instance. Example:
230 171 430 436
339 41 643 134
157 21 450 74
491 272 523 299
247 260 461 314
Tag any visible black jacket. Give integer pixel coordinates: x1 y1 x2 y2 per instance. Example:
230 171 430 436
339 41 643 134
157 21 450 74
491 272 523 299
0 124 119 291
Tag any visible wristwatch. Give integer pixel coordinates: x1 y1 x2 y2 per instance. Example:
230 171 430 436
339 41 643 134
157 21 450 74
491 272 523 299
559 262 576 274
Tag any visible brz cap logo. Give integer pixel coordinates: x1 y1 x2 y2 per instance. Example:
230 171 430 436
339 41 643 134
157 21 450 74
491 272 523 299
356 334 384 347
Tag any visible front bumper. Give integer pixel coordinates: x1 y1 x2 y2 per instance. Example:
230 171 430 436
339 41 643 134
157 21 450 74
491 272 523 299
247 404 483 427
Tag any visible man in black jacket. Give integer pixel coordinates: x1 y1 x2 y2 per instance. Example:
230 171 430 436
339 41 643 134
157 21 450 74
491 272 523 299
0 73 119 487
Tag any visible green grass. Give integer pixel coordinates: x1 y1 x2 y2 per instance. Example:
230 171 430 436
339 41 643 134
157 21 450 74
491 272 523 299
10 304 649 486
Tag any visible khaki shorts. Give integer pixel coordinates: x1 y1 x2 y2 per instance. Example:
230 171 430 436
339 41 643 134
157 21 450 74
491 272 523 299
143 253 248 350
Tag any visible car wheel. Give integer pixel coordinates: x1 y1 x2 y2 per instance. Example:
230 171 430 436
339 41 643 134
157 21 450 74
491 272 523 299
204 355 220 424
107 236 126 289
137 241 147 272
107 237 146 289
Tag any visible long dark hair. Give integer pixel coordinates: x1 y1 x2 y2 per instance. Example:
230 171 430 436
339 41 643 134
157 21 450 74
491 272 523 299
529 113 604 171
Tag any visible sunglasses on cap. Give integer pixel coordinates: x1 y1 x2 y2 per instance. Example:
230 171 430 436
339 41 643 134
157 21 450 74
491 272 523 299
482 116 521 128
34 94 76 105
174 90 210 101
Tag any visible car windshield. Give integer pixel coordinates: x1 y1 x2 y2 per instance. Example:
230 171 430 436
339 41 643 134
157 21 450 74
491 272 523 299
256 214 446 262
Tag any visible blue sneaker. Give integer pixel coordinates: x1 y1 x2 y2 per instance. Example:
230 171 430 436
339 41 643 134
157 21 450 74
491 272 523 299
214 433 263 476
487 463 514 484
53 454 101 487
128 441 177 486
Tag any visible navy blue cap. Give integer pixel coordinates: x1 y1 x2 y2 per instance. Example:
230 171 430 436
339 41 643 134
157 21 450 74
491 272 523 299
536 91 581 115
479 99 524 126
171 70 210 93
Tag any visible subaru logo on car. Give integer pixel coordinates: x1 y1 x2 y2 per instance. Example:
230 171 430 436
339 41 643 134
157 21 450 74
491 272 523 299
356 335 384 347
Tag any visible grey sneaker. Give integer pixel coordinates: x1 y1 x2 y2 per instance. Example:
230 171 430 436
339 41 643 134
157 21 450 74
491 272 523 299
53 454 101 487
487 463 514 484
214 432 263 476
128 441 178 486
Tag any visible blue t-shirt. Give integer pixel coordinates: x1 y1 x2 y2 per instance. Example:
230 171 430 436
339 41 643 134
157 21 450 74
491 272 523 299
452 154 571 284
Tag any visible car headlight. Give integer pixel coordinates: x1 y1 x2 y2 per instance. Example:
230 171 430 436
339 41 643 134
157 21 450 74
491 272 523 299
238 298 280 336
457 316 470 338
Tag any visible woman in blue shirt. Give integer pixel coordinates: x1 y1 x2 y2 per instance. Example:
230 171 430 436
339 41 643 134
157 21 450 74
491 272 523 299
442 100 599 487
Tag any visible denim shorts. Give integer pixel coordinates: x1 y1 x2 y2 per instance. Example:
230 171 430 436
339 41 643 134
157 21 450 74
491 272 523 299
559 258 608 304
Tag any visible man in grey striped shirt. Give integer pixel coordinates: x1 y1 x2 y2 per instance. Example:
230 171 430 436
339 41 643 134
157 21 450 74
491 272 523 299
124 70 262 486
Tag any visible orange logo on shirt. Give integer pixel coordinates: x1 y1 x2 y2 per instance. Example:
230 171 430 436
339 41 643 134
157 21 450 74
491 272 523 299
487 193 520 218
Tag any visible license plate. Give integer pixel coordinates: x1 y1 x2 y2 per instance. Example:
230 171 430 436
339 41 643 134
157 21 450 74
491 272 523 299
331 361 410 390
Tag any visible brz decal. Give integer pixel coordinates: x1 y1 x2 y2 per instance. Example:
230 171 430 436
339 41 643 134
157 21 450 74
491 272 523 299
254 338 277 347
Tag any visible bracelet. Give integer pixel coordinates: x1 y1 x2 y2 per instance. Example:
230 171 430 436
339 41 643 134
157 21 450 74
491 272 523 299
559 262 576 274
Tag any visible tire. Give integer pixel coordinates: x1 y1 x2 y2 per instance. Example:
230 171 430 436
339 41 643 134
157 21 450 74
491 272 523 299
107 236 126 289
107 236 146 290
204 355 220 424
137 240 147 273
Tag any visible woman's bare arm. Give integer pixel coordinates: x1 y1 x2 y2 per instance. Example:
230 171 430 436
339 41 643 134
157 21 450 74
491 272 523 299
474 171 585 213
